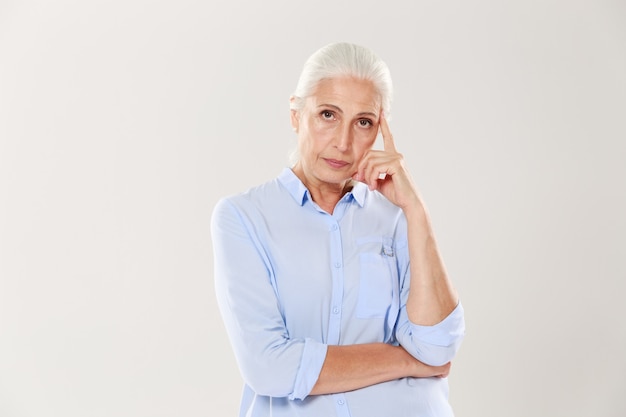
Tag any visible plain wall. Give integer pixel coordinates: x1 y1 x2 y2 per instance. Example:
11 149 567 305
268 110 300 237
1 1 625 416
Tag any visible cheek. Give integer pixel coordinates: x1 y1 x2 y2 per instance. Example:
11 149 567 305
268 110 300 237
304 119 336 146
298 124 329 156
311 118 338 135
350 133 377 164
355 131 377 152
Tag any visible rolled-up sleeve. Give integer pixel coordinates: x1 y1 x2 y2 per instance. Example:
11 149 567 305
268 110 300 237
211 198 327 400
395 302 465 366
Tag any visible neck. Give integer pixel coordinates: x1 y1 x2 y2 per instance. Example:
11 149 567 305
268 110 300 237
292 165 353 214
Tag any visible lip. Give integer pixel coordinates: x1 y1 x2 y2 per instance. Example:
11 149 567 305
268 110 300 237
323 158 350 169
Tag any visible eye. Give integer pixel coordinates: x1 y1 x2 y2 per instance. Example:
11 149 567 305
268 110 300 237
357 119 373 128
320 110 335 120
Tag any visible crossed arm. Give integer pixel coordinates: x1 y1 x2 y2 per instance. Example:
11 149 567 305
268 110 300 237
310 343 450 395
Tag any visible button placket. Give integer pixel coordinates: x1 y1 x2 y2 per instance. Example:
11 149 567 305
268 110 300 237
327 219 344 345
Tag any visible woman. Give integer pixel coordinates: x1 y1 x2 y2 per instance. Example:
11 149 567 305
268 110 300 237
212 42 465 417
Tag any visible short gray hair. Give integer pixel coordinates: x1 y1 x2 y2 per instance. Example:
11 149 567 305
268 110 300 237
290 42 393 115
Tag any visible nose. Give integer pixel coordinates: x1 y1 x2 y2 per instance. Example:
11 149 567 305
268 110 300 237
334 123 352 152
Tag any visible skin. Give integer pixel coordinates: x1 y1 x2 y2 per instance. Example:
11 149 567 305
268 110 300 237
290 76 459 395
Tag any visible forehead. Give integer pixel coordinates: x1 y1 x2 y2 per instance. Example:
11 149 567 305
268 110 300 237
307 77 381 115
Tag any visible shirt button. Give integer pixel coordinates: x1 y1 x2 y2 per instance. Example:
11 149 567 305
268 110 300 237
334 262 341 268
332 307 340 314
331 224 338 231
337 399 345 405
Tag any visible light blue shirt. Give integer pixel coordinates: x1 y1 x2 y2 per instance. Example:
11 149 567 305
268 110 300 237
212 168 465 417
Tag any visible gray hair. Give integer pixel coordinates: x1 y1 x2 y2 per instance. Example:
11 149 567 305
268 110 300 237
290 42 393 115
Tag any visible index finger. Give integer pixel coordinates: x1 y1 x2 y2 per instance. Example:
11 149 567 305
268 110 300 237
379 111 397 152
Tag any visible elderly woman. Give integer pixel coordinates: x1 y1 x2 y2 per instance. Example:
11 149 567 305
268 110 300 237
211 42 465 417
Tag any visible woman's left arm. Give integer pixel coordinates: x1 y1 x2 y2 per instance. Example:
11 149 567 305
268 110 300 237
354 113 464 363
402 197 459 325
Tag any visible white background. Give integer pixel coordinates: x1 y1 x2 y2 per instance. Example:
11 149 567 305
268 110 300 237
1 1 625 416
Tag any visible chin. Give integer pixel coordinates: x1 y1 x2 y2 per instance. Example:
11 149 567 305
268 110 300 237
321 172 351 184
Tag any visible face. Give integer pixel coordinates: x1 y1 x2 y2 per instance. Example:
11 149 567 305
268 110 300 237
291 76 381 190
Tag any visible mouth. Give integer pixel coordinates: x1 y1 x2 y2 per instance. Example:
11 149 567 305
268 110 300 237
323 158 350 169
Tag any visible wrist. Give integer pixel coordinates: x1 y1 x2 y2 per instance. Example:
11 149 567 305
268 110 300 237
392 345 421 377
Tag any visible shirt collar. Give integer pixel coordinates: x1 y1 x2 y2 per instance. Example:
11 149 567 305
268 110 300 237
278 167 310 206
350 181 367 207
278 167 367 208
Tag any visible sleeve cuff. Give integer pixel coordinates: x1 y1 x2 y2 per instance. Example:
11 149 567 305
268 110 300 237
409 302 465 346
396 302 465 365
411 302 465 346
289 338 328 401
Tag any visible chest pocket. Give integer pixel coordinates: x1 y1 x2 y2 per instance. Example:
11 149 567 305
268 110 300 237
356 237 399 319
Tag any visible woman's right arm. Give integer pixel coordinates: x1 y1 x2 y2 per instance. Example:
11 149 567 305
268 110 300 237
310 343 450 395
212 198 326 400
211 198 447 400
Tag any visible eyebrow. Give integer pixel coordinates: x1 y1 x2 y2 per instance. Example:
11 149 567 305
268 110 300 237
317 104 378 119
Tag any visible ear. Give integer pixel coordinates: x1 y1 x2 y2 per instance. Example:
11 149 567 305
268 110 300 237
290 110 300 133
289 96 299 133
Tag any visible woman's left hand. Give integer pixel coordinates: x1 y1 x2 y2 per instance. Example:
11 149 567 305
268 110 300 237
352 112 421 211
